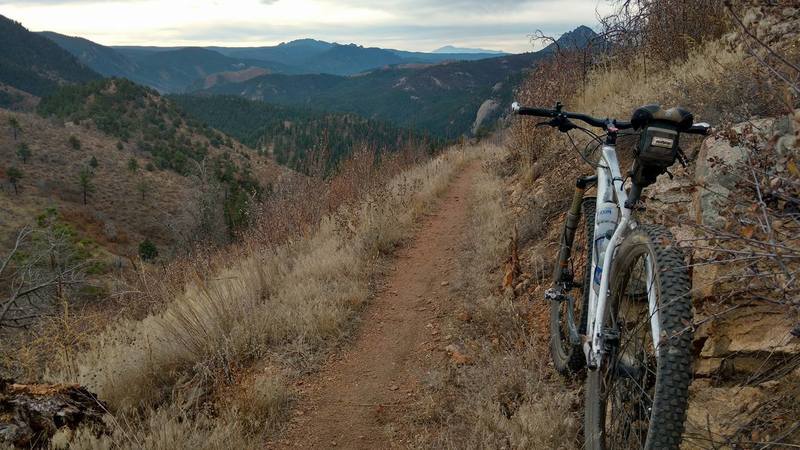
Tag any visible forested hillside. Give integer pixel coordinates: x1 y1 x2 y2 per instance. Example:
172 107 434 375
0 15 100 96
171 94 444 171
198 52 538 137
194 26 596 138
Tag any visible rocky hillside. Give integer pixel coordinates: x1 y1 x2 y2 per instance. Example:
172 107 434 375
1 78 291 264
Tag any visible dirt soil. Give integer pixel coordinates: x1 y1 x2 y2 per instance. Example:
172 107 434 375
274 161 481 449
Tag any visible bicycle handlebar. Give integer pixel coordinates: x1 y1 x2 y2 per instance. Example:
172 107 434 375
512 102 632 130
511 102 711 135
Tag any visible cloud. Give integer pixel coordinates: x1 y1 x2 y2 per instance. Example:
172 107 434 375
0 0 610 52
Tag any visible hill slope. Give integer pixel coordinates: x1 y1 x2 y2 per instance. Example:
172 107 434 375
170 94 444 171
24 78 290 246
0 15 100 96
197 51 546 137
39 31 138 79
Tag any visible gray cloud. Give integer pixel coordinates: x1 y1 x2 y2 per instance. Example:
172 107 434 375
1 0 605 52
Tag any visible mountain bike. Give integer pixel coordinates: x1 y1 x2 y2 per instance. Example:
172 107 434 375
512 101 710 450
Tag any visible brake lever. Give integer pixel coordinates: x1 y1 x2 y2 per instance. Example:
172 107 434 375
535 116 577 133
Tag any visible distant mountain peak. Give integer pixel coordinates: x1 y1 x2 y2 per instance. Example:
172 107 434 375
279 38 334 50
433 45 505 55
551 25 600 50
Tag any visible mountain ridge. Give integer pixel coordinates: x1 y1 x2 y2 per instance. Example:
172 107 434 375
433 45 505 54
0 15 100 97
40 32 515 92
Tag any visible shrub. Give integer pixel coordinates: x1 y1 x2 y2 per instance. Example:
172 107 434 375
89 156 98 169
7 166 23 194
138 239 158 261
16 143 31 163
127 157 139 173
68 135 81 150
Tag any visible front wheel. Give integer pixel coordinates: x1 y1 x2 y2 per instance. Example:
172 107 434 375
585 225 694 450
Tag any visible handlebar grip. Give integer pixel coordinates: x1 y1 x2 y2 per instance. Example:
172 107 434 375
686 123 711 135
511 102 557 117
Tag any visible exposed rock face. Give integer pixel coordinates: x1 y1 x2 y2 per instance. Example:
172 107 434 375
677 111 800 446
646 109 800 445
472 99 500 135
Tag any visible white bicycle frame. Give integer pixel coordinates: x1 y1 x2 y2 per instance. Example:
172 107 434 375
584 144 661 369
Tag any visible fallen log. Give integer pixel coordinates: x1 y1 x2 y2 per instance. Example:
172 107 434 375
0 379 107 448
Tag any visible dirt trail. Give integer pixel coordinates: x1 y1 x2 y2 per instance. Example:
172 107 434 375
274 161 481 449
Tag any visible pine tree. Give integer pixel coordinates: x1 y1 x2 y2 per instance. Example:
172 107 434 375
8 116 20 141
7 166 23 194
78 167 95 204
16 143 31 163
136 179 151 201
127 157 139 174
89 155 99 169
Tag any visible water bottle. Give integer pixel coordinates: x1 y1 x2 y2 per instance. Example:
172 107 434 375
593 201 619 294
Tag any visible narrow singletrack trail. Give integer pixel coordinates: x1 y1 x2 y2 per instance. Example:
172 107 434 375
274 161 481 449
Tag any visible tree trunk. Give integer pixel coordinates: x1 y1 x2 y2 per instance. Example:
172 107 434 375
0 379 107 448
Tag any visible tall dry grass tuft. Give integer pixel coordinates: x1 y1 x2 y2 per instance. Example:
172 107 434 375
55 145 476 446
417 145 579 449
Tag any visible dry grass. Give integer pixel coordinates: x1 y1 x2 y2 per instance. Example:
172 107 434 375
416 145 579 449
573 40 787 125
53 146 475 446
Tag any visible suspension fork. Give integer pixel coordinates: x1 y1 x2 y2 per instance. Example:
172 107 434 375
551 175 598 285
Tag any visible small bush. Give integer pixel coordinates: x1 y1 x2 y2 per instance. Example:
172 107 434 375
7 166 23 194
16 143 31 163
138 239 158 261
68 135 81 150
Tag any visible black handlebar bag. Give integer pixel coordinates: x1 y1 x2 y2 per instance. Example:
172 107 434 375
630 120 681 187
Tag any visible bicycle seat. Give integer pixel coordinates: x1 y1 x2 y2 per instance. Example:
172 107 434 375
630 104 694 131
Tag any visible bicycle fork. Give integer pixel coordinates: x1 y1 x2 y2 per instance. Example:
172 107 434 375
546 175 597 346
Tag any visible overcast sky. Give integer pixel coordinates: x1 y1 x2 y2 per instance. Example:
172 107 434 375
0 0 612 52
